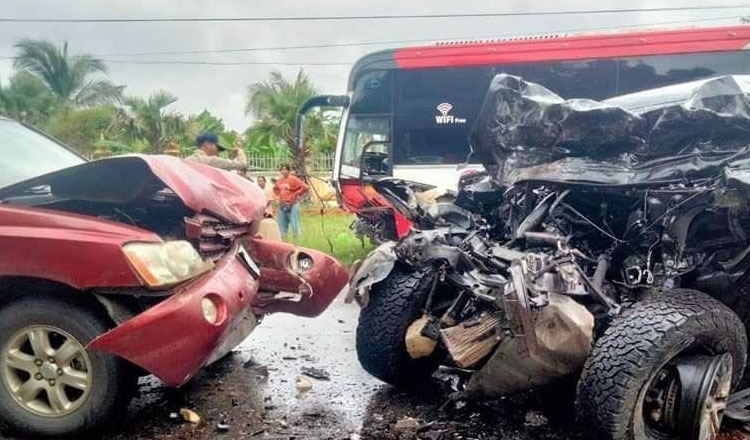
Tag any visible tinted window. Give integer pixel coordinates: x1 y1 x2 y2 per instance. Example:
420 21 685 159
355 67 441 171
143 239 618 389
500 59 618 100
350 70 393 114
392 67 493 165
617 51 750 95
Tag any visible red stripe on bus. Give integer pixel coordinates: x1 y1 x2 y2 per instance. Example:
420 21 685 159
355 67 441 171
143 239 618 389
394 25 750 69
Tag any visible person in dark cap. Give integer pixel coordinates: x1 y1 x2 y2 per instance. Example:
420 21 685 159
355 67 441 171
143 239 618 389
187 132 247 171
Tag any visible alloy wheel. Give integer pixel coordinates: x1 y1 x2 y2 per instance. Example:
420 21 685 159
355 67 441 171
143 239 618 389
1 325 92 417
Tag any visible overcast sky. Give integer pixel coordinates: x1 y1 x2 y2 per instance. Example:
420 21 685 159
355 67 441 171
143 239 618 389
0 1 746 130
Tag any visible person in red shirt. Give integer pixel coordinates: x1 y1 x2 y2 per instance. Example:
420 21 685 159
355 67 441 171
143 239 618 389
273 164 309 242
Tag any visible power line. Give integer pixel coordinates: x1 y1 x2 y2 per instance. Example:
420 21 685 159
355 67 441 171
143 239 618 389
104 60 352 66
0 15 744 65
94 14 748 57
0 5 747 23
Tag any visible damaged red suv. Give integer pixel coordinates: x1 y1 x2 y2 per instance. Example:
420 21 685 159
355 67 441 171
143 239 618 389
0 118 349 437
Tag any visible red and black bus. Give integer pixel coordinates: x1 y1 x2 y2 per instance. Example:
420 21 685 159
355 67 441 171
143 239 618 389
299 25 750 242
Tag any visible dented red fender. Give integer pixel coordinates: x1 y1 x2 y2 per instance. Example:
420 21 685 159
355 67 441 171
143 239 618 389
89 239 348 386
89 244 260 386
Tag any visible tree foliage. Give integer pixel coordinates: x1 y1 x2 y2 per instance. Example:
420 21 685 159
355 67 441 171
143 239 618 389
1 40 339 163
0 72 58 126
45 106 118 155
110 90 184 153
245 70 334 174
13 39 124 107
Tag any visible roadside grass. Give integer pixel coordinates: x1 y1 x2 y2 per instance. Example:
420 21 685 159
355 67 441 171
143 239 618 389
296 210 374 266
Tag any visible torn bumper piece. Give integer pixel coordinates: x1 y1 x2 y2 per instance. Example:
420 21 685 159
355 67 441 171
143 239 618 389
245 238 350 318
89 243 260 387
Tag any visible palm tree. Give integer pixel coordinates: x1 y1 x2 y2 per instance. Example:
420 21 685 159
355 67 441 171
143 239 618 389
13 39 124 107
245 70 319 175
0 72 57 125
111 90 184 153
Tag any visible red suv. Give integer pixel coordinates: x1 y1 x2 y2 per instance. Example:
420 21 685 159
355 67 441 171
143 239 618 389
0 118 349 437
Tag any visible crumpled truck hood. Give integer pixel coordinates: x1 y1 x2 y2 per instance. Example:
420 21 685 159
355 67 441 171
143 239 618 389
0 154 267 224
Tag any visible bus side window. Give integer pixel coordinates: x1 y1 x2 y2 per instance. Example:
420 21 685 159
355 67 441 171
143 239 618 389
497 59 619 100
616 51 750 96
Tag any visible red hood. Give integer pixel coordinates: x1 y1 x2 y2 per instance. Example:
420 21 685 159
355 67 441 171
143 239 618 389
137 155 266 224
0 154 267 225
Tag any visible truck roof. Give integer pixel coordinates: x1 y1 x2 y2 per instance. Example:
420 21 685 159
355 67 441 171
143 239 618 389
348 24 750 89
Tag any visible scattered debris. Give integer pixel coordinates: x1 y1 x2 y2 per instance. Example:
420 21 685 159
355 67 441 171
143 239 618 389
301 366 331 380
216 422 231 432
282 356 298 361
179 408 201 424
168 411 180 421
395 416 419 432
242 357 258 368
250 428 266 437
524 410 549 428
296 375 313 393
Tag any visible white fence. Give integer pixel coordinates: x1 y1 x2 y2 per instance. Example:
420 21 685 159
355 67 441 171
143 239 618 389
246 153 334 172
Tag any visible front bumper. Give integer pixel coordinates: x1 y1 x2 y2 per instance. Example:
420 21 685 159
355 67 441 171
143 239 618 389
89 243 260 387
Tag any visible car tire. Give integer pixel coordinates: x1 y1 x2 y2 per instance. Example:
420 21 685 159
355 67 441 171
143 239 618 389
356 265 440 387
0 295 135 437
575 289 747 440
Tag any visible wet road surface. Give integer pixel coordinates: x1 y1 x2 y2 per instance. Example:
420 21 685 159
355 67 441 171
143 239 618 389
2 297 750 440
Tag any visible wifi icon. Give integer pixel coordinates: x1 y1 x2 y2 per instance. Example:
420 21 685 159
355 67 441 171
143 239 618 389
436 102 453 116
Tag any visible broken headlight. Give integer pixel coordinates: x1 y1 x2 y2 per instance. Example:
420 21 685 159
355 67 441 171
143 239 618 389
123 241 214 288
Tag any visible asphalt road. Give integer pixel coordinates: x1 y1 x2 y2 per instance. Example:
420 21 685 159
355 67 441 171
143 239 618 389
2 297 750 440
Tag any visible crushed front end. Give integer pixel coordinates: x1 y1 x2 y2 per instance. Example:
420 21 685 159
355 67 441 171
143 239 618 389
1 154 350 386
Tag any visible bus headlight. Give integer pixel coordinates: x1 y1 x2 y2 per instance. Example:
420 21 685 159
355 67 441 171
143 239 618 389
123 241 214 288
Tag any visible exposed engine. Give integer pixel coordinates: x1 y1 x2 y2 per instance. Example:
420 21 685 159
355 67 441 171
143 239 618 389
350 73 750 401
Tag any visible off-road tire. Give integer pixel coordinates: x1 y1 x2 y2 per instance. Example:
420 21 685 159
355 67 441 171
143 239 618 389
0 295 136 437
356 265 440 387
575 289 747 440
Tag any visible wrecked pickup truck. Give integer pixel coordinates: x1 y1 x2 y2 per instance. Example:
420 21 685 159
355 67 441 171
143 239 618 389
349 74 750 440
0 119 349 437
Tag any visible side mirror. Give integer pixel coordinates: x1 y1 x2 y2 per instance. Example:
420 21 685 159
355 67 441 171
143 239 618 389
294 95 350 152
359 140 391 181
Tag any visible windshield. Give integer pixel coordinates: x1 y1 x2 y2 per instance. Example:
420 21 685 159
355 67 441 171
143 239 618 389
0 119 84 188
341 115 390 170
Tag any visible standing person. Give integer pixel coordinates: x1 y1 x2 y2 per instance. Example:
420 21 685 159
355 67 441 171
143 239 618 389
187 133 247 172
256 175 274 217
273 164 308 242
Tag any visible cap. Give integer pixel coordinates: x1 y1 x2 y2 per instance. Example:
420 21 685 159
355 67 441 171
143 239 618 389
196 133 227 151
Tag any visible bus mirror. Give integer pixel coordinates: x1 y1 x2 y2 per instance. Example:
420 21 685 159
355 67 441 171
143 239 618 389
360 140 391 180
295 95 350 152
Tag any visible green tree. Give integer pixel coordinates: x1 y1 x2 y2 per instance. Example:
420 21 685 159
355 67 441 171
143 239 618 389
45 105 118 155
111 90 185 153
245 70 319 174
13 39 124 107
0 72 58 125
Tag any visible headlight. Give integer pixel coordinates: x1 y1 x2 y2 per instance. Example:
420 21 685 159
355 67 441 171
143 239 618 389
123 241 214 288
